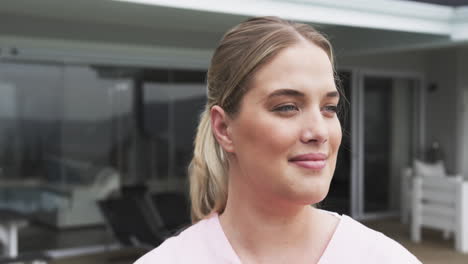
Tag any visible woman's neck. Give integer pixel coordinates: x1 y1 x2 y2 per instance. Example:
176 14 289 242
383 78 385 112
220 198 314 249
219 172 337 263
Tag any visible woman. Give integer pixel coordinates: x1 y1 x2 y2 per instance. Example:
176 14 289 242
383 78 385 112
135 16 421 263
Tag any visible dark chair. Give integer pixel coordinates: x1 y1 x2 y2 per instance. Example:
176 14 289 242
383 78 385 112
121 185 148 198
150 192 191 235
98 196 164 248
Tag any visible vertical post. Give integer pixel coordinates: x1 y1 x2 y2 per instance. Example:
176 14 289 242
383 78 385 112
411 177 422 243
130 72 150 186
456 181 468 253
7 223 18 258
401 168 412 224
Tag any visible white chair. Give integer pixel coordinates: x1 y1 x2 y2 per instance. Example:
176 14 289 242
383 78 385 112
37 167 120 228
401 160 451 224
411 175 468 253
0 209 28 258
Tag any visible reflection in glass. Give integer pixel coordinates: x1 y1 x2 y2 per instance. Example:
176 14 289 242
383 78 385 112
143 84 206 180
0 63 131 224
0 61 207 252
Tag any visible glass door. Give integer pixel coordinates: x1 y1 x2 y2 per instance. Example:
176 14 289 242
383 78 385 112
363 76 393 213
358 73 421 218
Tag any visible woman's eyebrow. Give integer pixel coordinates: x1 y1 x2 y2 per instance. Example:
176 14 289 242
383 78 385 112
266 89 305 99
326 91 340 99
264 89 339 102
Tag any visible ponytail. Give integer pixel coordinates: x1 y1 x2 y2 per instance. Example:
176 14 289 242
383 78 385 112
188 107 228 223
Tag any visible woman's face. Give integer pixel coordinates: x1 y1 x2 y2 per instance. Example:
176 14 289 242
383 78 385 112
219 41 341 205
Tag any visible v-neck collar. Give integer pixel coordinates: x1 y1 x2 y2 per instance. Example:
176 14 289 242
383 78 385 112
316 213 346 264
210 211 344 264
209 214 243 264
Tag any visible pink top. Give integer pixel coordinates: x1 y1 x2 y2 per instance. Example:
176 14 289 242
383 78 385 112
134 211 421 263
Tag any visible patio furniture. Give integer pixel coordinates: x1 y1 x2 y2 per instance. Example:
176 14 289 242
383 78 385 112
98 189 191 252
150 192 191 235
401 160 453 224
0 209 28 258
411 175 468 253
36 167 120 228
98 195 164 248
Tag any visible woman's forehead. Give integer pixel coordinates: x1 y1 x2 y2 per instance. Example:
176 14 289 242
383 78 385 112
247 44 336 99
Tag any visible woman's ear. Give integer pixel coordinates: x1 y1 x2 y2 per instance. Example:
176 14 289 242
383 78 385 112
210 105 234 153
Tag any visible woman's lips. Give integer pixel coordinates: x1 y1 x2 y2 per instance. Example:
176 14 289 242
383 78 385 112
289 153 327 170
290 160 326 170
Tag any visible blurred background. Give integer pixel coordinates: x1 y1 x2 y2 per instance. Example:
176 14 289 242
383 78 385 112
0 0 468 263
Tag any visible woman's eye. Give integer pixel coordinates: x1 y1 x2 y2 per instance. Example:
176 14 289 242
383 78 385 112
323 105 338 114
273 104 299 112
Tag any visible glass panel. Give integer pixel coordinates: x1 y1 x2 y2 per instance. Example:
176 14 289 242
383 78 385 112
363 76 415 213
0 62 62 213
172 85 206 178
0 61 207 253
60 65 133 185
143 83 206 190
143 83 171 180
0 62 134 252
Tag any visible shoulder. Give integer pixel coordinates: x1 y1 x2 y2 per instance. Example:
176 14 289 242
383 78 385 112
338 215 421 263
133 217 214 264
317 210 421 264
134 235 179 264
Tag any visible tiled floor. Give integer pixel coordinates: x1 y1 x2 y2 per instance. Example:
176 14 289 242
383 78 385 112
19 223 112 252
364 218 468 264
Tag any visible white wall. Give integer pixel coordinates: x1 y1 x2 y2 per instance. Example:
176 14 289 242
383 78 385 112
424 49 459 174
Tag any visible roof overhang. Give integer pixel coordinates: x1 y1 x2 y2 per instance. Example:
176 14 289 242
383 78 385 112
114 0 467 40
1 0 467 65
452 6 468 40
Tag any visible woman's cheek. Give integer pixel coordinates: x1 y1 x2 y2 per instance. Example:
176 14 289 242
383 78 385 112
262 118 297 146
332 119 342 147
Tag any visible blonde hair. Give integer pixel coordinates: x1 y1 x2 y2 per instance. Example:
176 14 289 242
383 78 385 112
189 16 336 222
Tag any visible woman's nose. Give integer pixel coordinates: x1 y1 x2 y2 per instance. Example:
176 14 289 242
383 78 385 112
299 110 328 144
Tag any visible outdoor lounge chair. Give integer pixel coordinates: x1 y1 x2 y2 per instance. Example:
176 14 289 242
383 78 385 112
98 196 164 248
150 192 191 235
411 175 468 253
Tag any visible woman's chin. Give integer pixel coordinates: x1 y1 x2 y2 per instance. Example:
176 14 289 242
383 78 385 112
288 186 330 206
